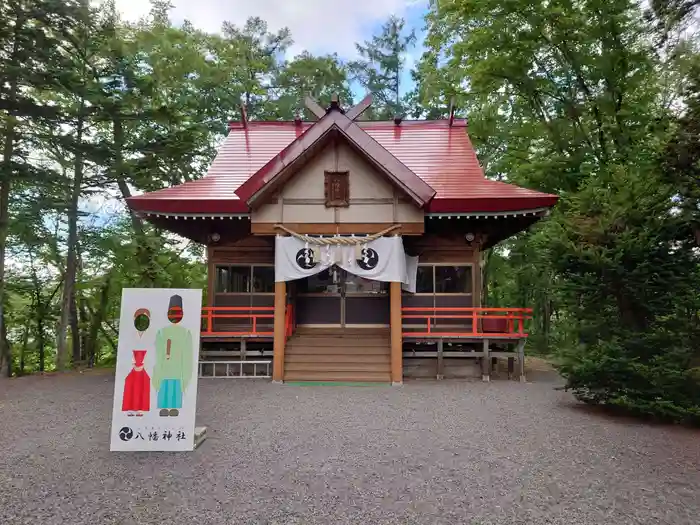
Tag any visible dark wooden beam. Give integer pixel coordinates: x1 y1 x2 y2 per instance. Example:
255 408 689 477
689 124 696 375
329 93 342 112
250 222 424 235
346 94 373 121
240 104 248 128
304 95 326 119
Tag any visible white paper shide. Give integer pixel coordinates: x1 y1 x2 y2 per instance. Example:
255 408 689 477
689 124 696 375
110 288 202 452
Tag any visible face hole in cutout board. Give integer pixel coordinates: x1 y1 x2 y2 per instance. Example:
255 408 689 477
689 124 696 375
133 308 151 335
167 294 184 324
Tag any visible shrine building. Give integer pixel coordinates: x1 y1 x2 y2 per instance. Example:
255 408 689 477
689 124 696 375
127 95 558 384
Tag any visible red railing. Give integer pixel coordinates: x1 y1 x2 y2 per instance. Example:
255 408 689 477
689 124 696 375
402 307 533 338
200 304 296 338
201 306 274 337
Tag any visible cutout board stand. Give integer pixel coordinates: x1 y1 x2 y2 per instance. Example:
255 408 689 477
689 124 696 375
110 288 204 452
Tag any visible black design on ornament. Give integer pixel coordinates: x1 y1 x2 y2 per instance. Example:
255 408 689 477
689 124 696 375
295 248 317 270
357 248 379 271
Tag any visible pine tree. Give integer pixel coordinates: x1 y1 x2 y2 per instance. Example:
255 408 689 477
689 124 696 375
349 16 416 120
0 0 85 375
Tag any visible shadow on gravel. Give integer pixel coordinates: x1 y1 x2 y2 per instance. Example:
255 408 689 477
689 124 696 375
565 402 700 431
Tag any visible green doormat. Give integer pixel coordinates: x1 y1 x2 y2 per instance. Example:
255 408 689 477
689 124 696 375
284 381 390 387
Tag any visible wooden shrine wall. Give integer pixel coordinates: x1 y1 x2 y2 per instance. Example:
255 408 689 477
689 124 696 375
250 140 424 234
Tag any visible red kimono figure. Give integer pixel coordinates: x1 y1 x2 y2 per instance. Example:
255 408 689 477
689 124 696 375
122 350 150 416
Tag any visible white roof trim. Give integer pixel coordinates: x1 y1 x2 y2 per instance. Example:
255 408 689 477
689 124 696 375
137 212 251 220
136 207 550 221
426 207 549 219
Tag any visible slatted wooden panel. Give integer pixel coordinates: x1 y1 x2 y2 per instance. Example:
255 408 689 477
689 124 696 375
404 233 480 264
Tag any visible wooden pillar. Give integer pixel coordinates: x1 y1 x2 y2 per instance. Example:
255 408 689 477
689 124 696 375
390 281 402 385
507 356 515 380
481 338 490 382
272 281 286 383
436 339 444 380
517 339 526 383
474 247 483 308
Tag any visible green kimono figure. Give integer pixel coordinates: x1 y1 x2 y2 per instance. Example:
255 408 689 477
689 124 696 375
152 295 194 417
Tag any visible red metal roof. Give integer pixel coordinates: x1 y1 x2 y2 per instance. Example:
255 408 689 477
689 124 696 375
127 119 558 214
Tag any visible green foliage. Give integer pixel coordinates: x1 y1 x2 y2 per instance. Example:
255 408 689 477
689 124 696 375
558 339 700 424
415 0 700 422
0 0 354 375
273 52 354 119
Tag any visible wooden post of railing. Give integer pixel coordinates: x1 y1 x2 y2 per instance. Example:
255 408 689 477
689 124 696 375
272 281 287 383
207 308 212 334
390 281 402 385
472 308 478 336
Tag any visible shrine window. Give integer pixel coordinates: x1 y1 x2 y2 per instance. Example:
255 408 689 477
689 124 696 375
409 264 473 295
215 265 274 294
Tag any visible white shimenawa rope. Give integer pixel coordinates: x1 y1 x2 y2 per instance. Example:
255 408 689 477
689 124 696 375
274 224 401 245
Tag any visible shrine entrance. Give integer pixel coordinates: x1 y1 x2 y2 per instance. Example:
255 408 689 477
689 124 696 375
295 267 390 328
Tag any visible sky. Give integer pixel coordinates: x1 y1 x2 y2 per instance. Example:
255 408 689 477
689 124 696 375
113 0 428 57
113 0 429 97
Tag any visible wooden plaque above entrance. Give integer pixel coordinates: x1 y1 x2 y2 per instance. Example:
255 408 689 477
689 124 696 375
324 171 350 207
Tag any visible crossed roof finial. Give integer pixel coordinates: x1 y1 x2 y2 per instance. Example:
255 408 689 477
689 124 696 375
304 93 373 121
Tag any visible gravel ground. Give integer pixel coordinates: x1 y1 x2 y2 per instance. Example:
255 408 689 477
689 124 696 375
1 371 699 525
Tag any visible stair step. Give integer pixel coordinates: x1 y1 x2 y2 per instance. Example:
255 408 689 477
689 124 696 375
293 330 389 338
284 371 391 382
286 354 390 364
283 328 392 382
285 362 391 372
288 338 389 347
286 345 390 355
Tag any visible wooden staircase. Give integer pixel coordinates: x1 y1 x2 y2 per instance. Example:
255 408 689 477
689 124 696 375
284 328 391 383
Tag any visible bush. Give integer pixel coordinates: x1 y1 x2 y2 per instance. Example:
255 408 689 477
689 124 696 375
557 337 700 425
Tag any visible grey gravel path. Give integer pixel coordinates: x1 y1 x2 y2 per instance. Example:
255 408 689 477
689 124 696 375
1 372 698 525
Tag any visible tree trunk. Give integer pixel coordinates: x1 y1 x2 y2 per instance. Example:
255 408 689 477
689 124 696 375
19 320 30 375
0 177 11 378
0 8 22 377
73 250 85 363
37 312 46 372
542 296 552 350
70 290 81 363
1 312 10 377
30 257 50 373
56 101 86 370
83 275 111 367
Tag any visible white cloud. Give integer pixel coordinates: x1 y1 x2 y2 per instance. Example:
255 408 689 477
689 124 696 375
113 0 425 59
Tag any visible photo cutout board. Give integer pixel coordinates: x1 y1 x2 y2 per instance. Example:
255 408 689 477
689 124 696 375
110 288 202 452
